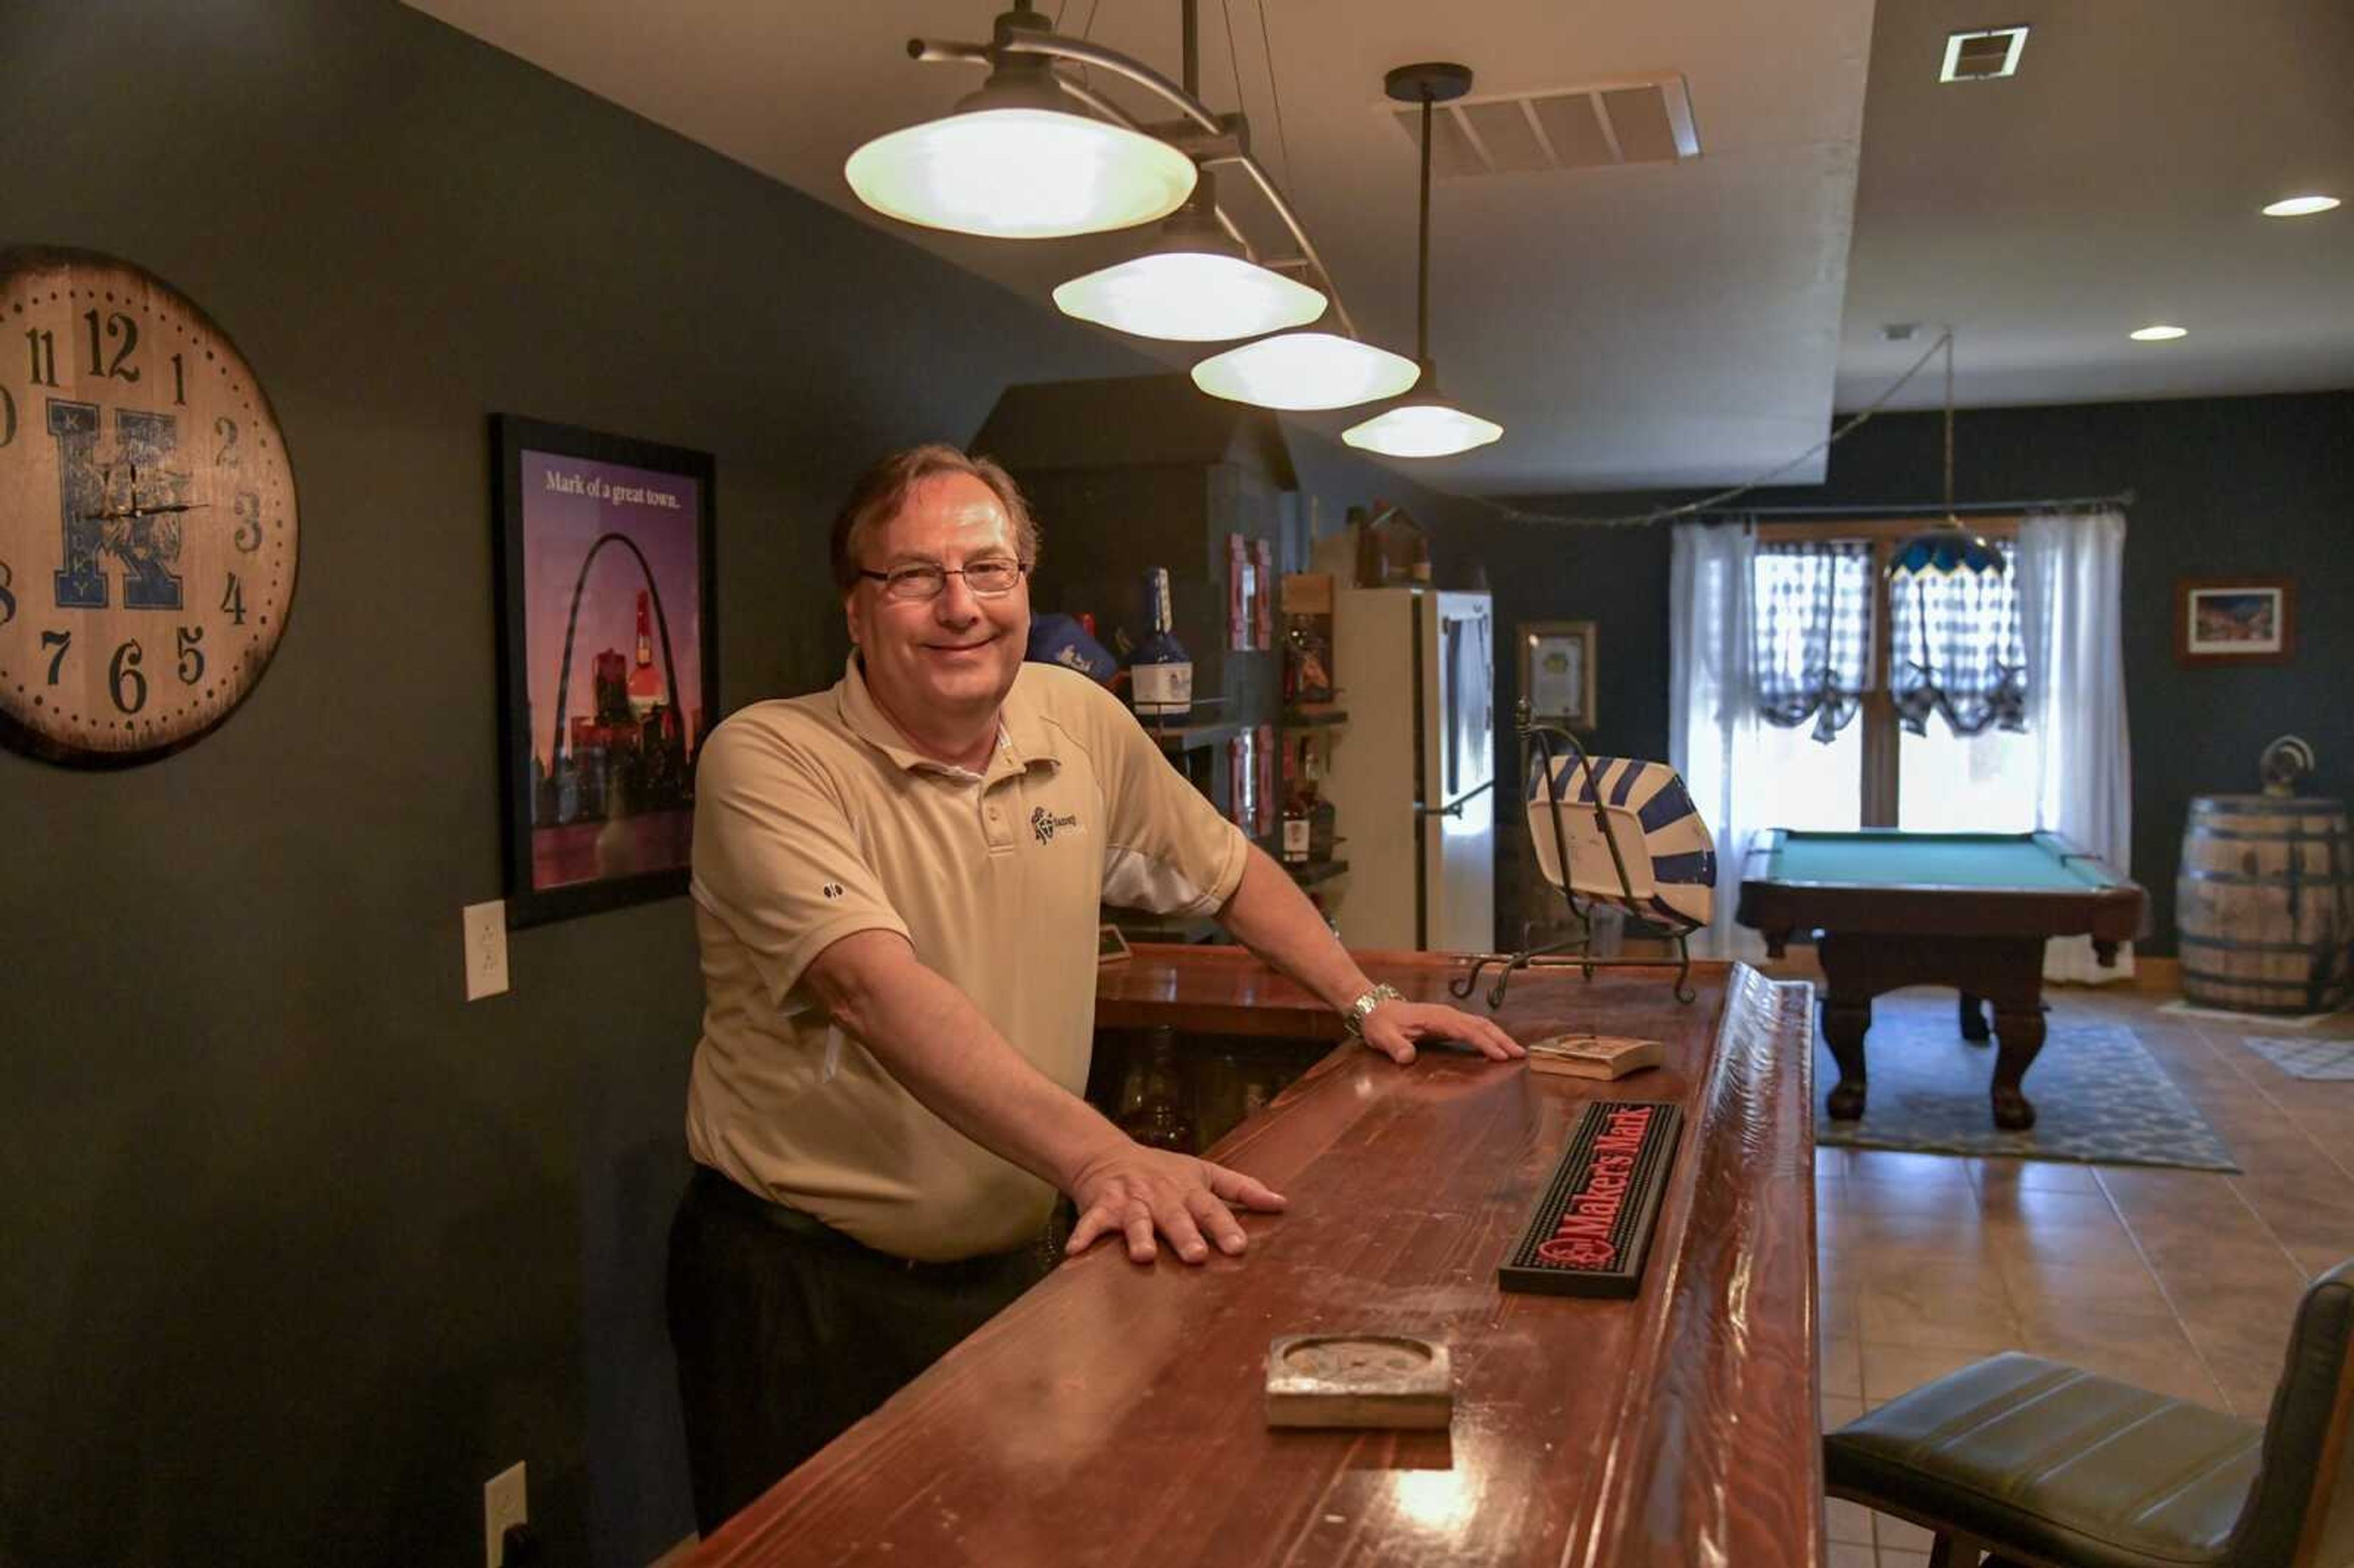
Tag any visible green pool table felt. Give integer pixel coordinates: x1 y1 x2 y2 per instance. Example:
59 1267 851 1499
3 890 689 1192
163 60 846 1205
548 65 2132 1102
1763 832 2119 891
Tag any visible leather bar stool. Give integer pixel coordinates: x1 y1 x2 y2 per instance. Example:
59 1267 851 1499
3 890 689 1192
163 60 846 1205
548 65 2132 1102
1824 1260 2353 1568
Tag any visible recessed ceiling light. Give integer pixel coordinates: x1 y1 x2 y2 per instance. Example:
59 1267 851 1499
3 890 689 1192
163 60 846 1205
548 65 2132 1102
2130 325 2188 342
2261 194 2341 218
1940 26 2028 82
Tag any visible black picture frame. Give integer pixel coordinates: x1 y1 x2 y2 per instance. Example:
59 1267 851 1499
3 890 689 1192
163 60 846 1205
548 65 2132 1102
493 414 718 926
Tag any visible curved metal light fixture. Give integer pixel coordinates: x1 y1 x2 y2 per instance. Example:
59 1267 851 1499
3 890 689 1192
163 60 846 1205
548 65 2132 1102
865 1 1414 403
1343 64 1503 459
1053 177 1328 340
1889 330 2005 580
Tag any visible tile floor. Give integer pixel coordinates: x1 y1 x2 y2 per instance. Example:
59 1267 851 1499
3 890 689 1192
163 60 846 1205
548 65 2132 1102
1810 984 2354 1566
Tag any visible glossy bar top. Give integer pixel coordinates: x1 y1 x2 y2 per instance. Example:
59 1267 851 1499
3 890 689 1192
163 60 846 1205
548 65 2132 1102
691 948 1821 1568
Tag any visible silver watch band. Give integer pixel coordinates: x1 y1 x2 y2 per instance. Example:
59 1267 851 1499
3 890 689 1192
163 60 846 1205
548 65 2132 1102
1343 983 1405 1038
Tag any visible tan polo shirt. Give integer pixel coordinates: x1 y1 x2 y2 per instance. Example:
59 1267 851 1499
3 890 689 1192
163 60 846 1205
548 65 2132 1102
685 655 1249 1261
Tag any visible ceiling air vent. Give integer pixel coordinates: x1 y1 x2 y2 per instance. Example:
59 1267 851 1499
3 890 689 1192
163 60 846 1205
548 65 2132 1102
1385 74 1700 178
1940 26 2028 82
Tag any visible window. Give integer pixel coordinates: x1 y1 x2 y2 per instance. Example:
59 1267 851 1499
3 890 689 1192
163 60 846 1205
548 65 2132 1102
1753 519 2033 830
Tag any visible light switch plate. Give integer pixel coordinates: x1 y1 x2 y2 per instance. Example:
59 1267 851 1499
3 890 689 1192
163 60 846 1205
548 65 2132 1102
463 901 510 1000
483 1460 527 1567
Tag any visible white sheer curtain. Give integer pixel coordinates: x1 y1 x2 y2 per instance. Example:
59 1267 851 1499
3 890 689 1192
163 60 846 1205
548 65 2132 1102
2018 508 2134 983
1669 521 1767 961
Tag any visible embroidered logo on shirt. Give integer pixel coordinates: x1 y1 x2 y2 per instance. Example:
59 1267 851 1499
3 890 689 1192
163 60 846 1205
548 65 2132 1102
1030 806 1081 845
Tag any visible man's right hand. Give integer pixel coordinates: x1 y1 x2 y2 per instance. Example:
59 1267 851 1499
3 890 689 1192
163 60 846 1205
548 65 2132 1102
1062 1142 1287 1266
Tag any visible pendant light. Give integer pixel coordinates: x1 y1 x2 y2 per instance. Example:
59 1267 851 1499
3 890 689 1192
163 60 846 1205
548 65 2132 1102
1341 64 1503 459
845 4 1197 240
1191 332 1420 411
1053 173 1328 341
1887 330 2005 579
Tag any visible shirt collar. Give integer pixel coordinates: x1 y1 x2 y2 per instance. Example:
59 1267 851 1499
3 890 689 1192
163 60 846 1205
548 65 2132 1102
837 653 1062 783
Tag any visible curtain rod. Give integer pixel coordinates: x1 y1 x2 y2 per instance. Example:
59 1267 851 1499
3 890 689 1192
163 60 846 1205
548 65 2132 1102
1707 489 2133 520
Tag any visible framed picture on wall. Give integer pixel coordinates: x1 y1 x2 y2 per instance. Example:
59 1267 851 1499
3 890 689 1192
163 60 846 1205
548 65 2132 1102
1520 620 1599 731
493 415 719 926
2174 577 2294 666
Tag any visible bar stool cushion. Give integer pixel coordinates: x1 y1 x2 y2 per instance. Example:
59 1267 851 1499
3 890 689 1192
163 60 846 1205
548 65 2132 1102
1826 1351 2262 1568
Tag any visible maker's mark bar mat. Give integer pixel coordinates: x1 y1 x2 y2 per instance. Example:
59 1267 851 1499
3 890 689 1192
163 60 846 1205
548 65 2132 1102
1499 1100 1683 1298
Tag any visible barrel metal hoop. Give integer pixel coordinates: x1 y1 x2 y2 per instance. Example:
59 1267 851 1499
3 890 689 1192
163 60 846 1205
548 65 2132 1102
2176 934 2338 954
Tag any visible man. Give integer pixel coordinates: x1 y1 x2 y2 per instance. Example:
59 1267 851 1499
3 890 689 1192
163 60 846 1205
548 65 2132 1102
668 444 1520 1532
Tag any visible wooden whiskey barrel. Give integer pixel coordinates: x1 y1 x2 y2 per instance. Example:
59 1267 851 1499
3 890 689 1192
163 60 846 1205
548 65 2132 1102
2176 795 2354 1014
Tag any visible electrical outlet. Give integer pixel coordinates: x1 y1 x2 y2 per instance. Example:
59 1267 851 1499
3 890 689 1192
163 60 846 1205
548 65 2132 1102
463 900 510 1001
484 1461 527 1568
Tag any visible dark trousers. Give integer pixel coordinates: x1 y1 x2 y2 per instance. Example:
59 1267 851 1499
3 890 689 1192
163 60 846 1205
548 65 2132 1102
666 1165 1060 1537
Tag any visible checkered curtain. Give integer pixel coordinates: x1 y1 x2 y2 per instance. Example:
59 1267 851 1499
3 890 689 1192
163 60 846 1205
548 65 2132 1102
1751 541 1871 741
1891 541 2026 735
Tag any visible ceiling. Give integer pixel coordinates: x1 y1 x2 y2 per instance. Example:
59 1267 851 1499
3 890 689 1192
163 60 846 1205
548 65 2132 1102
405 0 2352 496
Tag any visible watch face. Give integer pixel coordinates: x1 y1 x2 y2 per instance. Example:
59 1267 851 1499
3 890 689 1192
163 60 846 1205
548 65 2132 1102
0 246 300 766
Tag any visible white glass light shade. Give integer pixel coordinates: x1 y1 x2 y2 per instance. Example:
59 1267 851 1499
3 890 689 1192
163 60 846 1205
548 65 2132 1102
1190 333 1420 411
2129 324 2187 341
845 108 1197 239
2261 194 2340 218
1341 401 1503 459
1053 252 1327 341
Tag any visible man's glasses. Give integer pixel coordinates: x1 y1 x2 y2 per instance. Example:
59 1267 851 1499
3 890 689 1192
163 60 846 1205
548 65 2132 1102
859 559 1027 603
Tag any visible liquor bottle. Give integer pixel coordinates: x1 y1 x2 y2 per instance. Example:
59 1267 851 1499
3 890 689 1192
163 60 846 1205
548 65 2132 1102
1117 1027 1197 1152
1282 614 1333 706
1305 745 1338 862
1280 767 1312 866
1129 568 1193 724
627 590 663 721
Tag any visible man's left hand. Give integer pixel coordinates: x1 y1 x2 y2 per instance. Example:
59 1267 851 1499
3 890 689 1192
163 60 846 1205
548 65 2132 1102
1358 1000 1524 1065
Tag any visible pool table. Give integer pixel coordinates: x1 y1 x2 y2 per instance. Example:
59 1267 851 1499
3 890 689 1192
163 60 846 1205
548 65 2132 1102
1736 829 2146 1130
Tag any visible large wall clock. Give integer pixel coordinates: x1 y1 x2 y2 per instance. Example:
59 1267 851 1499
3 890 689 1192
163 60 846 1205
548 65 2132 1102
0 246 300 767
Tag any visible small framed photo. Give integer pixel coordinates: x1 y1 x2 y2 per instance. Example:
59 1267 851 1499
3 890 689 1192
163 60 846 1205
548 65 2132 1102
1097 923 1133 964
494 415 718 926
2175 577 2293 666
1520 620 1598 731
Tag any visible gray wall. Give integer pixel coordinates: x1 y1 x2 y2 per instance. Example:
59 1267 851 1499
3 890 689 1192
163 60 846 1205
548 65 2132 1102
0 4 1159 1564
0 6 1485 1564
1463 390 2354 951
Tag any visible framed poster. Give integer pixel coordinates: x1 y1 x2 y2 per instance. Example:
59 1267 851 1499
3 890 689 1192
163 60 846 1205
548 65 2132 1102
1520 620 1598 731
494 415 718 926
2175 577 2293 666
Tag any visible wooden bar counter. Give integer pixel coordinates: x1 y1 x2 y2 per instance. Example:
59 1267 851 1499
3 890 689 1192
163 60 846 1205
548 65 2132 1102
691 947 1821 1567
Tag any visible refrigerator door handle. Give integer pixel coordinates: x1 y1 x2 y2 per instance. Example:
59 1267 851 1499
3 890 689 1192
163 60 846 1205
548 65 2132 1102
1414 779 1495 818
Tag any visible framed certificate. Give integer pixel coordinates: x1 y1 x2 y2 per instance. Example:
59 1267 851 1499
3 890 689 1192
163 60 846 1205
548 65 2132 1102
1520 620 1598 731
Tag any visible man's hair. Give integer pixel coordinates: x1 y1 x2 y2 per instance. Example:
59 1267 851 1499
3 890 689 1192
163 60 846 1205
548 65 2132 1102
828 444 1040 593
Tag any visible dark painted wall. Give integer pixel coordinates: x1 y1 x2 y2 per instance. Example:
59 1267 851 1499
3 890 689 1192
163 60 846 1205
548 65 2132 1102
0 6 1474 1564
1461 390 2354 951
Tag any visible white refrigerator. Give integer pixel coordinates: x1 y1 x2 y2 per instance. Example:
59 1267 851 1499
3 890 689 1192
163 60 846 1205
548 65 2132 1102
1322 587 1496 953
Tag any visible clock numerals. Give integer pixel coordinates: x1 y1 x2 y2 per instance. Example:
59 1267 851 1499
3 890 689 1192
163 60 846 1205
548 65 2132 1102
0 560 15 626
221 573 246 626
215 417 240 468
109 639 147 714
41 629 70 683
170 353 186 407
175 625 205 686
80 310 140 384
0 384 15 447
232 490 263 553
26 328 58 387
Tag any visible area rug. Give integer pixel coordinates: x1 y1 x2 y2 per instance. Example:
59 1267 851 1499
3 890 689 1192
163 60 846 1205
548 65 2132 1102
2239 1035 2354 1081
1812 995 2238 1171
2159 999 2347 1029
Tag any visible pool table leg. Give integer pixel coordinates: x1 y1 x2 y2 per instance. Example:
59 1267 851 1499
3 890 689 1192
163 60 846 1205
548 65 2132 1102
1821 996 1872 1121
1959 992 1990 1043
1989 1003 2045 1132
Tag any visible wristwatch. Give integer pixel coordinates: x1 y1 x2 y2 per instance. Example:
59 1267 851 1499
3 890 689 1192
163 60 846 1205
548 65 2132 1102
1341 983 1405 1038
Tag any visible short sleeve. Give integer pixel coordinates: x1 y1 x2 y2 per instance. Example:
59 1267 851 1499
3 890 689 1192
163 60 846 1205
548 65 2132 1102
689 714 912 1007
1081 688 1250 916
